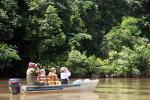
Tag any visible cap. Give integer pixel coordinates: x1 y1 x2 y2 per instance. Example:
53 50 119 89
28 62 37 68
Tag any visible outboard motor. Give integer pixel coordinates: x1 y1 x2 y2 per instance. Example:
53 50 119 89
8 78 21 95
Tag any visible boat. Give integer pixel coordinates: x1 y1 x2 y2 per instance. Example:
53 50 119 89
20 79 99 94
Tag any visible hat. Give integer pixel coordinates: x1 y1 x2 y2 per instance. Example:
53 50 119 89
50 67 56 72
60 67 67 72
28 62 37 68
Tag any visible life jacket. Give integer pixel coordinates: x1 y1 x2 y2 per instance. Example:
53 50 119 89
48 73 60 85
37 75 47 83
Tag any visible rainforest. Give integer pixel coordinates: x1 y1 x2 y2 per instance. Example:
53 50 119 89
0 0 150 78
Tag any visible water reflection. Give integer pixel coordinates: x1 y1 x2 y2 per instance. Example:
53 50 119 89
9 92 99 100
96 78 150 100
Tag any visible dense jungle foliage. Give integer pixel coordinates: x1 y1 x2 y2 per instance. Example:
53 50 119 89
0 0 150 78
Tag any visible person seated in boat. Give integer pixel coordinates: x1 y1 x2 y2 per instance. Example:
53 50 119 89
26 62 44 86
37 69 48 85
60 67 71 84
48 67 61 85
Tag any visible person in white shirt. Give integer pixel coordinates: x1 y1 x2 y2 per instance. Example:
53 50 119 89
60 67 71 84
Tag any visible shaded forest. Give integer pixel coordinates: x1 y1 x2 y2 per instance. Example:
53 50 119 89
0 0 150 78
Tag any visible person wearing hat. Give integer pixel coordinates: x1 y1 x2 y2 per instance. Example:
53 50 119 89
26 62 43 86
60 67 71 84
48 67 61 85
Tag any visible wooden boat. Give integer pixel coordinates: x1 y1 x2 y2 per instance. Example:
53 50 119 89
20 79 99 93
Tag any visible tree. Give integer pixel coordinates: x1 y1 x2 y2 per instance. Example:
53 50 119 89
0 43 20 72
100 17 150 77
0 0 19 41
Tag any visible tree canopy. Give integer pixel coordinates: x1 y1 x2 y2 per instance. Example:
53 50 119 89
0 0 150 78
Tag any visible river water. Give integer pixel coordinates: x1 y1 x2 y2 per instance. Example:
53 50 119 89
0 78 150 100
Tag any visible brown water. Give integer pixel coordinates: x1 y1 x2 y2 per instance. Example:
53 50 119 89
0 78 150 100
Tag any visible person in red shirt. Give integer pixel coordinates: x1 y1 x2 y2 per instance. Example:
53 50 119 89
37 69 48 84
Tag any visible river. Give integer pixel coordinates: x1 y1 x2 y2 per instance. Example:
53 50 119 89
0 78 150 100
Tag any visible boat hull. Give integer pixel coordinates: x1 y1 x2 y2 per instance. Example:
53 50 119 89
20 79 99 94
